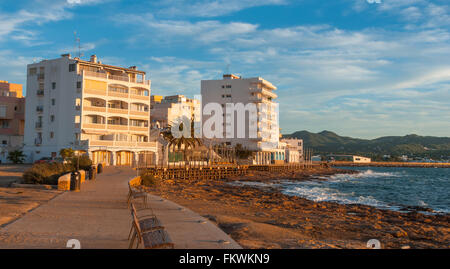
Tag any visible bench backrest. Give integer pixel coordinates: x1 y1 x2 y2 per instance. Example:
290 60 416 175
131 205 143 242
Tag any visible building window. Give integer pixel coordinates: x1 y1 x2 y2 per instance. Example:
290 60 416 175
51 99 55 106
226 85 232 88
28 68 37 76
76 81 82 89
50 132 54 139
1 120 9 128
50 115 55 122
52 82 56 89
69 64 76 72
2 140 7 145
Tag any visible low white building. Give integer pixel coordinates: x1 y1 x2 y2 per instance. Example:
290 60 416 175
281 138 304 163
353 156 371 163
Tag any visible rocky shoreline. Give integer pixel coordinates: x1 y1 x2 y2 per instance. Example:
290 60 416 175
144 167 449 249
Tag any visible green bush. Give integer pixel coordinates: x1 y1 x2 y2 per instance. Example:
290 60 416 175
68 155 92 170
23 163 73 185
141 173 161 187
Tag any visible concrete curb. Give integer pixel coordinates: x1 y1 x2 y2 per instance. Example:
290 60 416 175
10 183 57 190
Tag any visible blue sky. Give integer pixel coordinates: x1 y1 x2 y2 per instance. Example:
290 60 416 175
1 0 450 138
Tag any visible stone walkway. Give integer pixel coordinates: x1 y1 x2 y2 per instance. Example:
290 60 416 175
0 166 241 249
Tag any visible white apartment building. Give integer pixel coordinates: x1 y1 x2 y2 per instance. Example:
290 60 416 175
201 74 284 164
281 138 304 163
24 54 157 165
150 95 200 129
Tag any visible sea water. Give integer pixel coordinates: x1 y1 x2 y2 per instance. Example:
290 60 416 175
281 167 450 214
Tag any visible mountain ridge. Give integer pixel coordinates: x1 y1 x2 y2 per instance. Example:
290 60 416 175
283 130 450 159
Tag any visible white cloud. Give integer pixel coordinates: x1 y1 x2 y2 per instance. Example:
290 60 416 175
0 0 107 42
154 0 287 18
115 13 259 45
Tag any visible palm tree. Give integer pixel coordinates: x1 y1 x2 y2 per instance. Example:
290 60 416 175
160 117 202 165
7 150 26 164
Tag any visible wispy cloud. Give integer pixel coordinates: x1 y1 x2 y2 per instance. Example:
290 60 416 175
115 13 258 45
0 0 107 42
153 0 288 18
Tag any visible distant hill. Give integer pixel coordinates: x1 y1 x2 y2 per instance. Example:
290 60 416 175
283 131 450 160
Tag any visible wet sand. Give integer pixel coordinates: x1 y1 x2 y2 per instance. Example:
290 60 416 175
144 167 450 249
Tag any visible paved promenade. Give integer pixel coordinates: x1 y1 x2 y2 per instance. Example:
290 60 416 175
0 166 241 249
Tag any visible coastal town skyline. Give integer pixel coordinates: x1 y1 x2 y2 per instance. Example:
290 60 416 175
1 0 450 138
0 0 448 254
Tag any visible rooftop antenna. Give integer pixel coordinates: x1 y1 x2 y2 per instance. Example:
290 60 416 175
74 31 84 59
226 63 230 74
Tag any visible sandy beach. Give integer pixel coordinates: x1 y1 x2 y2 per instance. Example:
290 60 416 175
144 167 450 249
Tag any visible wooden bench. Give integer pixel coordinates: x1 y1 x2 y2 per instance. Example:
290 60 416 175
128 202 162 240
129 202 174 249
127 177 148 208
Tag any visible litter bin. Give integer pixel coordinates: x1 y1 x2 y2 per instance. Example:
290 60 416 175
97 163 103 174
70 171 81 192
88 165 96 181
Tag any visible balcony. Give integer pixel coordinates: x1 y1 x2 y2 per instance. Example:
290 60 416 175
84 106 106 113
129 126 148 132
129 93 150 101
35 122 42 129
86 140 157 148
37 90 44 96
250 87 277 99
36 107 44 113
108 108 128 114
108 124 128 131
108 74 129 82
249 95 263 102
83 70 107 79
83 123 106 129
37 74 45 80
129 110 149 117
108 91 128 98
83 70 150 86
88 89 109 97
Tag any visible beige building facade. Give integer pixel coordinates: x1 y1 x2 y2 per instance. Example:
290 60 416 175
150 95 200 129
0 81 25 163
24 54 157 165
